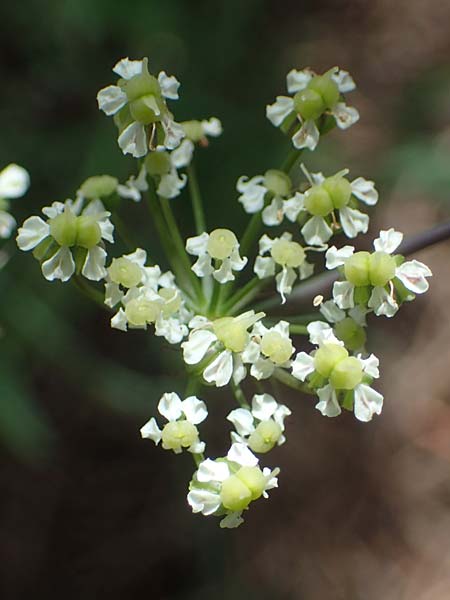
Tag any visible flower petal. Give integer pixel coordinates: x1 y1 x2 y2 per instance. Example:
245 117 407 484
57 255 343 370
373 228 403 254
396 260 432 294
0 164 30 199
97 85 127 116
301 216 333 246
182 396 208 424
157 71 180 100
339 206 369 238
196 459 230 483
182 329 216 365
113 57 144 79
187 489 222 515
227 442 258 467
171 139 194 169
332 280 355 309
292 119 320 151
315 385 342 417
286 68 313 93
252 393 278 421
158 392 183 421
140 417 162 444
227 408 254 436
266 96 294 127
118 122 148 158
332 103 360 129
368 286 398 317
16 216 50 251
41 246 75 282
203 350 233 387
237 175 267 214
351 177 378 206
353 384 383 422
82 246 107 281
325 245 355 269
291 352 315 381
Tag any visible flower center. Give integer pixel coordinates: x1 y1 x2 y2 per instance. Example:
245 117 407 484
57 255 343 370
248 421 282 454
108 257 142 288
161 421 198 452
270 238 305 268
125 297 161 326
207 229 238 260
260 331 293 364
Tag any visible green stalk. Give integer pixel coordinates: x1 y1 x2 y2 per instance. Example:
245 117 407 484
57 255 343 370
187 163 206 235
288 324 309 335
72 276 108 311
272 368 314 395
231 380 250 409
223 277 270 315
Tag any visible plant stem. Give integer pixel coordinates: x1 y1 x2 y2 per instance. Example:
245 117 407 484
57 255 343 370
272 368 314 395
288 324 309 335
72 276 108 311
187 163 206 235
223 277 269 315
231 380 250 409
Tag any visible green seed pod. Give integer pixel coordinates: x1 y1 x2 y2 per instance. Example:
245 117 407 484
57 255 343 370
334 317 366 351
323 175 352 209
304 185 334 217
49 209 78 247
79 175 118 200
123 62 160 102
368 251 397 287
207 228 238 260
108 257 142 288
307 73 340 108
260 331 294 364
248 420 283 454
344 251 371 286
236 466 267 500
293 88 325 120
76 216 102 249
129 94 161 124
314 343 348 377
145 151 172 176
263 169 291 197
329 356 363 390
270 238 305 268
161 420 199 452
220 475 253 512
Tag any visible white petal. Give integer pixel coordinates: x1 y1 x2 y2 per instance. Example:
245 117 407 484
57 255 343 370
220 512 244 529
186 232 209 257
353 384 383 422
396 260 432 294
157 170 187 199
171 139 194 169
125 247 147 267
82 246 107 281
16 216 50 251
258 233 274 256
286 68 312 93
307 321 340 345
188 440 205 454
331 69 356 93
252 393 278 420
203 350 233 387
351 177 378 206
301 216 333 246
292 119 320 151
227 408 254 436
187 489 221 515
315 385 342 417
113 57 143 79
332 280 355 309
272 404 291 430
96 85 127 116
319 299 345 323
276 267 297 303
227 442 258 467
201 117 222 137
250 357 275 380
182 329 216 365
229 247 248 272
182 396 208 424
158 392 183 422
291 352 315 381
368 286 398 317
332 103 360 129
237 175 266 214
104 282 123 308
299 260 314 280
140 417 162 444
0 211 16 238
339 206 369 238
232 354 247 385
373 228 403 254
196 459 230 483
158 71 180 100
213 258 235 284
0 164 30 199
358 353 380 379
325 245 354 269
41 246 75 282
266 96 294 127
110 308 128 331
283 192 305 222
162 117 185 150
118 122 147 158
262 197 284 226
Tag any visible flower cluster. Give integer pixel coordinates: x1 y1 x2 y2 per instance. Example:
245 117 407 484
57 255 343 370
14 56 435 529
0 163 30 238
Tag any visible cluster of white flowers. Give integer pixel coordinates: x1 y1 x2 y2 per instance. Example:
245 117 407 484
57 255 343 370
0 163 30 238
14 56 436 529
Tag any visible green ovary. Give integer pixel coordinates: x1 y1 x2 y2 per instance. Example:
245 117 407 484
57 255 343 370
79 175 118 200
304 186 333 217
145 151 172 176
76 216 102 249
213 317 249 353
108 257 142 288
293 89 325 120
344 251 371 286
334 317 366 351
207 229 238 260
248 420 282 454
329 356 363 390
307 72 340 108
323 175 352 209
260 331 293 364
314 343 348 377
270 238 305 268
263 169 291 197
49 210 78 247
125 297 161 326
368 251 397 287
159 288 182 317
235 466 267 500
161 420 199 452
220 475 253 512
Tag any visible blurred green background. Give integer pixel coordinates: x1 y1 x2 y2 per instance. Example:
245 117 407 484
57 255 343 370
1 1 450 598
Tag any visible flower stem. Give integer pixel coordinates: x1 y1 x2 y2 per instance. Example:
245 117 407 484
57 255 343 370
231 380 250 409
223 277 270 315
72 276 108 311
187 163 206 235
272 368 314 396
288 324 309 335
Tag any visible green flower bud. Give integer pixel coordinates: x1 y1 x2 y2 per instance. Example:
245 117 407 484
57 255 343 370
329 356 363 390
314 343 348 377
213 317 249 353
344 251 371 286
129 94 161 124
76 216 102 249
323 175 352 209
236 466 267 500
79 175 118 200
334 317 366 351
293 88 325 120
125 297 161 326
122 61 160 102
307 73 340 108
145 151 172 176
182 120 204 142
304 186 333 217
220 474 252 512
161 420 199 452
270 238 305 268
263 169 291 197
49 209 78 247
260 331 293 364
159 287 181 317
108 257 142 288
207 229 238 260
368 251 397 287
248 420 282 454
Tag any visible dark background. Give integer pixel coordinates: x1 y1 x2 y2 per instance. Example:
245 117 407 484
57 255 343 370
1 1 450 598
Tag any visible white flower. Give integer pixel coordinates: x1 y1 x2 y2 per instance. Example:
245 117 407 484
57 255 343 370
242 320 294 380
266 67 359 151
16 198 114 282
254 233 314 303
181 117 223 144
325 228 432 317
97 57 184 157
140 392 207 454
227 393 291 452
181 311 264 387
117 165 149 202
237 169 293 226
186 229 247 284
283 167 378 245
187 442 280 528
0 163 30 239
